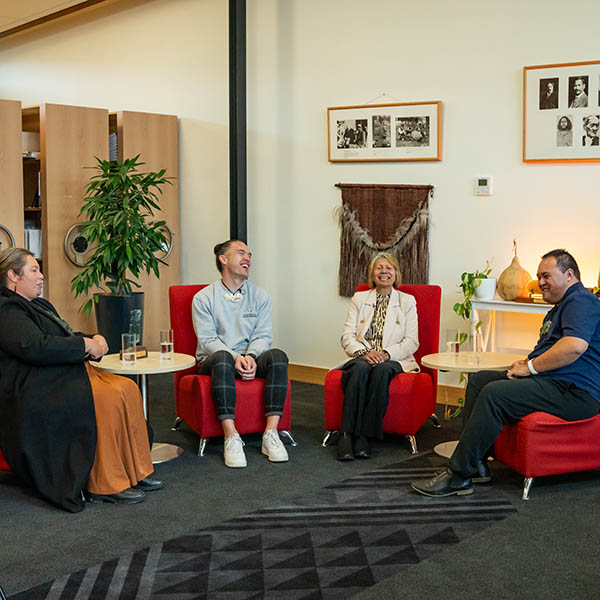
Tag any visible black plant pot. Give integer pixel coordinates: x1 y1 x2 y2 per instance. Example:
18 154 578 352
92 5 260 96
94 292 145 354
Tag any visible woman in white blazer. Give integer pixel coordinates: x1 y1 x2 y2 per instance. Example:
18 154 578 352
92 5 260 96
337 252 419 460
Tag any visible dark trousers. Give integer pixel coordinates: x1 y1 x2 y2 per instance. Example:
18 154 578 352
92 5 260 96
340 358 404 438
198 349 288 420
449 370 600 478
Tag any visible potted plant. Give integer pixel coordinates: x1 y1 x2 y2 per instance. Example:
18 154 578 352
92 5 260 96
452 259 493 342
71 155 173 352
450 260 493 416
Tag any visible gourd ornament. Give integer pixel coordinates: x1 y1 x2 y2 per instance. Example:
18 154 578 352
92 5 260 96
497 240 532 301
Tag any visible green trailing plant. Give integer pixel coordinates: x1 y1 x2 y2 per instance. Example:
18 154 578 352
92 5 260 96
450 259 493 417
452 259 493 340
71 155 174 315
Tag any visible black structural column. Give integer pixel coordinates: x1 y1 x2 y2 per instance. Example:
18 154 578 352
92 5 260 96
229 0 247 242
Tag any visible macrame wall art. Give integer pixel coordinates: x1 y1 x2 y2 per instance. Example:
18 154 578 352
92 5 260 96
335 183 433 297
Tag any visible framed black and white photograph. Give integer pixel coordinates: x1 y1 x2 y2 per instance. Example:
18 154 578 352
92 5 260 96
327 101 442 162
524 60 600 162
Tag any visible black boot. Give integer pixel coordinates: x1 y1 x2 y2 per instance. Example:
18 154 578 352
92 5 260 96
336 433 354 461
354 435 371 458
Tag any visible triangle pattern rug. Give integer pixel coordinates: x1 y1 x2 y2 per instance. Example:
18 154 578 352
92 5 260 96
11 452 516 600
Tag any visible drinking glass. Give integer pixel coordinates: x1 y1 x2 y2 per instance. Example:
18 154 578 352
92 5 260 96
445 329 460 354
121 333 137 366
160 329 174 360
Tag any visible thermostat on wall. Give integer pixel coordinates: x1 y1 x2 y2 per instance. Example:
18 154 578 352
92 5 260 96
475 176 492 196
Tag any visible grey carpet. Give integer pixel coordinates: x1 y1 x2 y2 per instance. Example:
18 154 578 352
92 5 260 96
4 378 600 600
9 453 515 599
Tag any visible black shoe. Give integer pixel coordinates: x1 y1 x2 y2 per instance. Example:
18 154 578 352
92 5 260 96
411 467 473 497
85 488 146 504
336 433 354 461
354 436 371 459
472 461 492 484
134 477 165 492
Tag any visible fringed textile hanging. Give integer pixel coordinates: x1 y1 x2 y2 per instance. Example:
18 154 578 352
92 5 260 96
335 183 433 297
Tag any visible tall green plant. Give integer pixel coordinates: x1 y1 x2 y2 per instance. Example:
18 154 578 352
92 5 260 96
71 155 173 315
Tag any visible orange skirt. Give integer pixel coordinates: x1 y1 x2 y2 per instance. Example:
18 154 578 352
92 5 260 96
85 364 153 494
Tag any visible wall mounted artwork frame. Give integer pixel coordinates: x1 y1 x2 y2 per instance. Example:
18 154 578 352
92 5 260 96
327 101 442 162
524 60 600 163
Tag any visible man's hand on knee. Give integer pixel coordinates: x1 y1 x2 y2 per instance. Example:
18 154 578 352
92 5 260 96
507 359 529 379
235 354 257 380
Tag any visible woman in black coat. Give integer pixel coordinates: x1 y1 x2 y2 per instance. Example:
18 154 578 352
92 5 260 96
0 248 163 512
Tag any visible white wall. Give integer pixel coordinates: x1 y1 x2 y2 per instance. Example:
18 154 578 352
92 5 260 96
246 0 600 371
1 0 599 374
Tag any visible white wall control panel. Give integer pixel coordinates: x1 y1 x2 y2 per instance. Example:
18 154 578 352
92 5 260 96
475 176 492 196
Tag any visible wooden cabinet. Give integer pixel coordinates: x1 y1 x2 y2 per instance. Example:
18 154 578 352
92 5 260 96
110 110 180 350
1 99 180 348
22 103 109 332
0 99 24 250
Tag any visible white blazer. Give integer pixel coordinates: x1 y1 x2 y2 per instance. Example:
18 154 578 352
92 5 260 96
340 288 419 373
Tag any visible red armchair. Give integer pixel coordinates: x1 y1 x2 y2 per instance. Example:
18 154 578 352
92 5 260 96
323 284 441 453
494 411 600 500
168 284 294 456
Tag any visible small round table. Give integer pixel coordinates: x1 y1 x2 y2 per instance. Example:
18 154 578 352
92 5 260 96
422 351 524 458
91 351 196 463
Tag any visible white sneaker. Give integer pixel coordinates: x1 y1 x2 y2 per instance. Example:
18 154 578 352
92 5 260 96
262 429 289 462
224 433 247 468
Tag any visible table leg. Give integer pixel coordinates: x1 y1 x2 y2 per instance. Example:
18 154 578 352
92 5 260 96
136 373 183 464
138 373 148 419
434 372 471 458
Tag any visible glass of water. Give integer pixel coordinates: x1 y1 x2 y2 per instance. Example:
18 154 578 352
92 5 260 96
121 333 137 366
160 329 174 360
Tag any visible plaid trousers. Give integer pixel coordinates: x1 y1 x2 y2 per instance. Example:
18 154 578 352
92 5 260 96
198 349 288 420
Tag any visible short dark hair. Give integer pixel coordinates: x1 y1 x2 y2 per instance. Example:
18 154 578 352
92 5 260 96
214 239 243 272
542 249 580 280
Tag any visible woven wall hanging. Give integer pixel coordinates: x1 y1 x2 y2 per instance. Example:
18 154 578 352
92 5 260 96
335 183 433 297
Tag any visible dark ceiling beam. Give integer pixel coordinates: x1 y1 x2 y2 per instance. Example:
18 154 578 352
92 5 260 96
228 0 247 243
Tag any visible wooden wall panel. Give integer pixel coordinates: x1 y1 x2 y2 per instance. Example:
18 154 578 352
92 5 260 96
116 111 180 350
41 103 108 332
0 99 24 250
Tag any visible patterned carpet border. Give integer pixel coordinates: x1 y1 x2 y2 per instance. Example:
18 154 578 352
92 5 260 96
11 453 516 600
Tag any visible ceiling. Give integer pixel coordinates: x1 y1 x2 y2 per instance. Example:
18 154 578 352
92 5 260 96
0 0 112 38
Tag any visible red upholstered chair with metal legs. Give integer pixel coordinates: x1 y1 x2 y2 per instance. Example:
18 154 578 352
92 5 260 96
323 284 442 453
493 411 600 500
168 284 295 456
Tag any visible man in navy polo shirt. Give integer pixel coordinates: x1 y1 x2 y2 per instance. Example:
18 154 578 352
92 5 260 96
412 249 600 497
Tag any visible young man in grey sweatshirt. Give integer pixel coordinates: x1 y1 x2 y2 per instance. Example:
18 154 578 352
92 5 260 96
192 240 290 468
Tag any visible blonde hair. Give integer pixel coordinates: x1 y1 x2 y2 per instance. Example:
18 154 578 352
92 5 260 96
0 248 33 289
367 252 401 288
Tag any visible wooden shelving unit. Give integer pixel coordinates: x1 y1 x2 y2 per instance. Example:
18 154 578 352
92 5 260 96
2 98 180 348
110 110 180 349
0 99 24 250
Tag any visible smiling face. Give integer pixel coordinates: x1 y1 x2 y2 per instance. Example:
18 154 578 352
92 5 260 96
372 258 397 293
10 254 44 301
219 241 252 281
536 256 576 304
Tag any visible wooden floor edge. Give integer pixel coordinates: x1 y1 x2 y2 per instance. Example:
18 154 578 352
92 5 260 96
289 363 464 406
